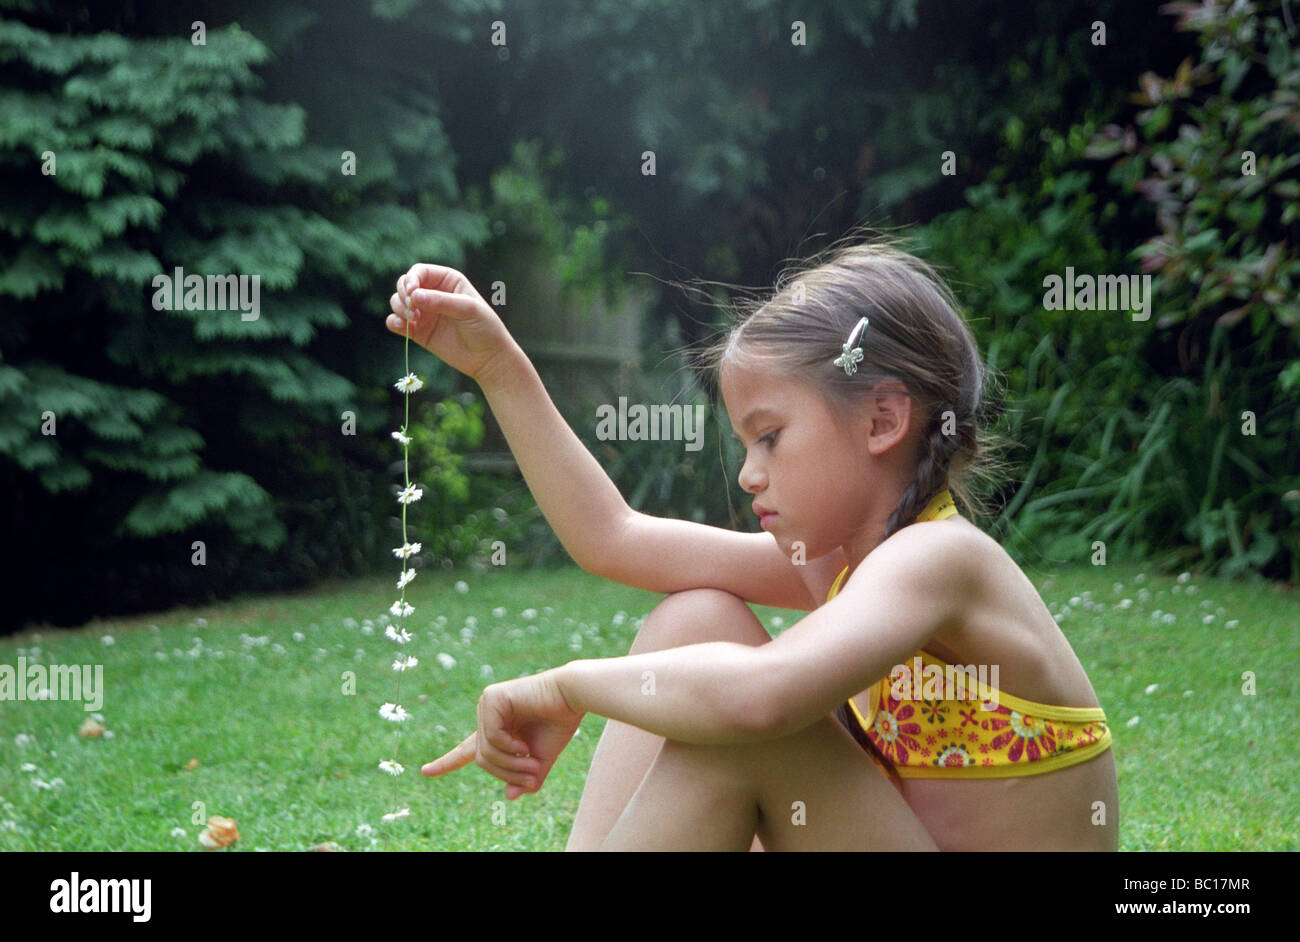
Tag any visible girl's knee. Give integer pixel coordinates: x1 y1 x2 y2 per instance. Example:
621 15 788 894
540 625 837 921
630 587 769 653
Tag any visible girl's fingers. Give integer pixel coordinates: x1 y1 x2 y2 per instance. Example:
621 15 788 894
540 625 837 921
405 263 467 298
482 721 530 759
421 733 477 776
476 734 542 776
410 288 482 323
480 758 535 795
475 749 539 790
389 292 410 318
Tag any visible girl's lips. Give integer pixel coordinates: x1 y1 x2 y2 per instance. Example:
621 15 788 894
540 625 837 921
759 513 778 531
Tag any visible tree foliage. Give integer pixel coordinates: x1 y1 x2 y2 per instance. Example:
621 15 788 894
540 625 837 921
0 0 488 630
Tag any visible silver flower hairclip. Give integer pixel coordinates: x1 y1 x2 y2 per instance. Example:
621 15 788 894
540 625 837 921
832 316 869 376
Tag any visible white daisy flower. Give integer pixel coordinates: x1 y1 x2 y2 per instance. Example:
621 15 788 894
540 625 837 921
378 760 405 776
355 824 374 838
389 600 415 618
397 569 417 589
379 703 410 723
393 655 418 672
436 652 457 670
385 625 413 645
171 827 187 838
454 580 468 594
20 763 36 773
392 430 412 446
392 542 422 559
381 808 410 823
397 484 424 505
394 373 424 394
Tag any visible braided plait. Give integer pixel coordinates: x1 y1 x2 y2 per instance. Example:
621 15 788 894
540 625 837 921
832 399 971 785
877 400 966 549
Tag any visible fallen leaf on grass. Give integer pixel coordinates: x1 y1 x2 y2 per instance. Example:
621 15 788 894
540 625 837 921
199 816 239 850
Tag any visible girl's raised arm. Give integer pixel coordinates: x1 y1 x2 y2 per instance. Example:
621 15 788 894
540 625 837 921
388 264 825 611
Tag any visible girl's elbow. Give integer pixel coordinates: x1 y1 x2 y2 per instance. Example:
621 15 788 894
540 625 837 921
735 677 793 740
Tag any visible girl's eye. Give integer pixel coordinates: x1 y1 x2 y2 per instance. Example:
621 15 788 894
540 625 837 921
759 430 779 448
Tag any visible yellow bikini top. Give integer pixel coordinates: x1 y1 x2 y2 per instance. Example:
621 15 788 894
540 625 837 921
828 489 1112 779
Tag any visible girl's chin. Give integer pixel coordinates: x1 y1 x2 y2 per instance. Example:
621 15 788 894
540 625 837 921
776 533 837 562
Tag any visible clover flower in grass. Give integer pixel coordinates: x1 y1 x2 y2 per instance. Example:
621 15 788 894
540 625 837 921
397 484 423 505
396 569 417 590
386 625 413 645
379 703 410 723
392 541 422 559
381 808 410 823
393 655 418 672
378 760 405 776
391 430 412 446
394 373 424 394
390 600 415 619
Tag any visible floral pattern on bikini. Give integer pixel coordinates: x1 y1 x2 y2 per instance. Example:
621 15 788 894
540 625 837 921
867 692 925 765
932 743 976 769
981 708 1059 763
918 697 948 726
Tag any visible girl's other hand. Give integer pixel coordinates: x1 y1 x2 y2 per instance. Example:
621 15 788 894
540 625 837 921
421 670 585 800
387 263 518 385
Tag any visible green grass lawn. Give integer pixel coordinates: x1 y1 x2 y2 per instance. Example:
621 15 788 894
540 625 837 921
1 560 1295 851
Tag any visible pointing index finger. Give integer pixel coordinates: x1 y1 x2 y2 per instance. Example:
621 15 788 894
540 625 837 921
421 732 476 776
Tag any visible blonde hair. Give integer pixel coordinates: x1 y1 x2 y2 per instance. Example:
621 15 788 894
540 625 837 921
698 232 1010 549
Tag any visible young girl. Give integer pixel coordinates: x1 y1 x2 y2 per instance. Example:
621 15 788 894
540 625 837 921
394 239 1119 851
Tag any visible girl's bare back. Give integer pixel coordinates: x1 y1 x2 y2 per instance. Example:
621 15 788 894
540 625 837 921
843 516 1119 851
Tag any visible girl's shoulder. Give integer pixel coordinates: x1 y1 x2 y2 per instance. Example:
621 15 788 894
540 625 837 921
913 519 1103 709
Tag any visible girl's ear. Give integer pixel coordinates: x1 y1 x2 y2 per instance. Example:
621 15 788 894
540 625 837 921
864 385 915 457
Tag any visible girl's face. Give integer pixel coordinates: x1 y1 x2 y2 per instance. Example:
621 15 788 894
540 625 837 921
720 359 873 562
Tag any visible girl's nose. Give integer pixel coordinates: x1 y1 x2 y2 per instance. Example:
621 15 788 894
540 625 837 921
738 456 766 493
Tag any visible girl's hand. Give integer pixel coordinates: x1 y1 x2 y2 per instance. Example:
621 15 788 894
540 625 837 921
421 670 585 800
387 263 519 385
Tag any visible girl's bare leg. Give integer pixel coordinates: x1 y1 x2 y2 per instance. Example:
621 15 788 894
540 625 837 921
600 712 940 852
565 588 774 852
